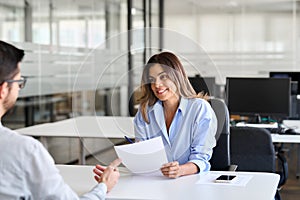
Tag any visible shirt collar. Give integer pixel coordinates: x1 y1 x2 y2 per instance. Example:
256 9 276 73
178 97 188 116
149 97 188 116
149 100 162 113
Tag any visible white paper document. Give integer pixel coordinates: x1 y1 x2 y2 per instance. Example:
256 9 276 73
114 136 168 174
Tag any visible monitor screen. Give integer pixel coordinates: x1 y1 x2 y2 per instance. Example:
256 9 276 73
270 71 300 95
226 77 291 118
188 76 216 96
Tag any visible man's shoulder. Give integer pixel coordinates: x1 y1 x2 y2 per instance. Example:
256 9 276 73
0 126 45 171
0 126 41 151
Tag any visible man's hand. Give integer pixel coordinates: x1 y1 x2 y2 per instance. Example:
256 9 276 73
93 158 122 192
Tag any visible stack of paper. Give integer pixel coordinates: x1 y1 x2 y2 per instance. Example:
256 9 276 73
114 136 168 174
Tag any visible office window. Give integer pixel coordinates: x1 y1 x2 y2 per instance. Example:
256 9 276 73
33 22 51 45
59 20 85 48
164 0 300 83
87 19 105 48
0 5 24 42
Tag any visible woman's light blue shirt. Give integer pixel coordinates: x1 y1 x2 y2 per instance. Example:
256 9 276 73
134 97 217 173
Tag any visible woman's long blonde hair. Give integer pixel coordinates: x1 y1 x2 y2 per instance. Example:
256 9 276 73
138 52 208 123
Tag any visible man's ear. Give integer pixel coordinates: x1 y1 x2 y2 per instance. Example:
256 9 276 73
0 82 8 100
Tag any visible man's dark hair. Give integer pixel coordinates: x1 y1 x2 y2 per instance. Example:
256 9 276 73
0 41 24 83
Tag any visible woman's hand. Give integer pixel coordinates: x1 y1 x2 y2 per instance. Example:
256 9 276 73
93 158 122 192
161 162 199 178
160 161 181 178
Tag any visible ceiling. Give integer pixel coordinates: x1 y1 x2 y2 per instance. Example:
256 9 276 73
0 0 299 15
164 0 300 15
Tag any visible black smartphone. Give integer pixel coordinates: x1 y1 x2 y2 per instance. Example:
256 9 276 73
215 175 237 183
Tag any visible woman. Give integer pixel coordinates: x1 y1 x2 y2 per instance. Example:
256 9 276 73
134 52 217 178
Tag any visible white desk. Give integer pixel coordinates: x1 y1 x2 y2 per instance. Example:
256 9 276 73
271 133 300 178
283 120 300 133
271 134 300 143
16 116 134 164
56 165 279 200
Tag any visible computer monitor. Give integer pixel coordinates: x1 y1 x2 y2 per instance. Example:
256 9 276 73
270 71 300 95
188 76 216 96
226 77 291 122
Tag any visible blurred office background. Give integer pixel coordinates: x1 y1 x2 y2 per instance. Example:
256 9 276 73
0 0 300 112
1 0 299 117
1 0 300 171
1 1 300 198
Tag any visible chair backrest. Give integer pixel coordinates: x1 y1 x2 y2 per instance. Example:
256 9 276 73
230 126 288 200
230 126 276 172
209 98 231 171
210 98 230 140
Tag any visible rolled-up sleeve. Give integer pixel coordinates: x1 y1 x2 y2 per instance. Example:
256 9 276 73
189 101 217 172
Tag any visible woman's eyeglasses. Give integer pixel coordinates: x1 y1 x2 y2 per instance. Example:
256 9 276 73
5 76 27 89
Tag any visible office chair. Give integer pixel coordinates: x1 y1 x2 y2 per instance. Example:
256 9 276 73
188 76 234 170
209 98 236 171
230 126 288 200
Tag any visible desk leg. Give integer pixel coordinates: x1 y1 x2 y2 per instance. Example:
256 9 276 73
49 102 55 122
297 144 300 179
79 138 86 165
40 136 48 149
24 99 34 127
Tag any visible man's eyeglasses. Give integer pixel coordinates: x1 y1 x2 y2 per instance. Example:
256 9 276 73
5 76 27 89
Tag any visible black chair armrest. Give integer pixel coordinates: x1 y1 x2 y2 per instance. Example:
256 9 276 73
228 164 238 171
276 152 288 187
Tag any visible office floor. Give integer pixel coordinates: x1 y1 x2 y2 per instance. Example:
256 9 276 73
85 143 300 199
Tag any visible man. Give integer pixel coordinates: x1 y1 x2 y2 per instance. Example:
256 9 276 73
0 40 120 199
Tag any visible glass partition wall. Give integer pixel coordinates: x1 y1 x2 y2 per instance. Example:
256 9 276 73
0 1 25 42
1 0 300 125
1 0 299 165
0 0 163 131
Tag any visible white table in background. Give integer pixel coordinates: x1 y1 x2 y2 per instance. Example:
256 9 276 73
271 134 300 143
56 165 279 200
271 133 300 178
16 116 134 164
